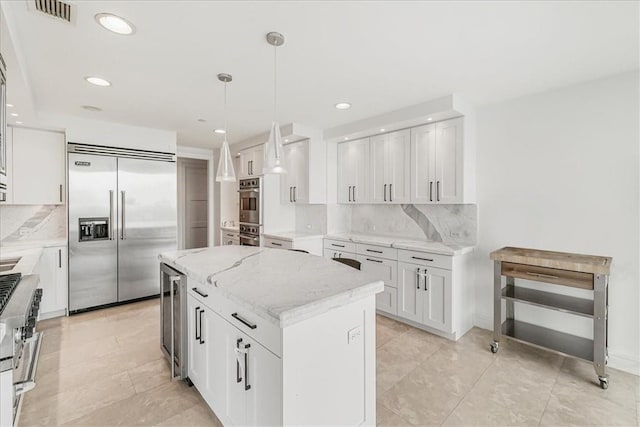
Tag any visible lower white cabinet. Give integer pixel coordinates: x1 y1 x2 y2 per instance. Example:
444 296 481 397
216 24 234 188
221 230 240 246
264 236 323 256
35 245 68 319
397 262 452 332
376 286 397 315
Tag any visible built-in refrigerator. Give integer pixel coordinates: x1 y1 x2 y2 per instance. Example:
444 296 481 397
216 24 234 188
68 143 177 312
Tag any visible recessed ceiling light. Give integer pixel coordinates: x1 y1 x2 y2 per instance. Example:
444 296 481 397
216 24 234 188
427 117 433 121
284 139 289 142
380 128 385 132
214 129 226 134
343 137 349 141
85 76 111 87
15 121 22 125
335 102 351 110
197 119 207 123
82 105 102 112
10 113 18 117
6 103 13 108
95 13 135 35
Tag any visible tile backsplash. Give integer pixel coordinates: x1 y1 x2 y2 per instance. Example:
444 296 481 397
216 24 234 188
0 205 66 244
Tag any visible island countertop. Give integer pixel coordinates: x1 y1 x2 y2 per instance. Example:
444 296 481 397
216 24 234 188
159 246 384 328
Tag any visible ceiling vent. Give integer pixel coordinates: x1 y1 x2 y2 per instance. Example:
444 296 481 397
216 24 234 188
29 0 76 24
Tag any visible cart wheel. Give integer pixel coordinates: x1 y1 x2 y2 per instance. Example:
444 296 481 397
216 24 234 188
490 342 499 354
599 377 608 390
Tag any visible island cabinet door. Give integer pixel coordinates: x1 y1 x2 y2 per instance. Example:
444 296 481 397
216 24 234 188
397 262 423 323
187 295 208 394
421 267 452 333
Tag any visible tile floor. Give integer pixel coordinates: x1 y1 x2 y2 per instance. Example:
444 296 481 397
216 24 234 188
19 299 639 426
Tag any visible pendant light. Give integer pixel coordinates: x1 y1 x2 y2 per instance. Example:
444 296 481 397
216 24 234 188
262 31 287 174
215 73 236 182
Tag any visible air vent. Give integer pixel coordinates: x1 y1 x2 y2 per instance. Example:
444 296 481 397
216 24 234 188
32 0 74 23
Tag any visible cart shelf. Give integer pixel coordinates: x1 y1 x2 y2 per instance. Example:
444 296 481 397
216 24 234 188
501 285 594 318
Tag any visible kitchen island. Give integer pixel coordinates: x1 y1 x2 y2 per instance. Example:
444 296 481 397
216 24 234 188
159 246 384 426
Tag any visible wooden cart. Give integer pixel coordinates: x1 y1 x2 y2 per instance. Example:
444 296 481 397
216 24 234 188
490 247 612 389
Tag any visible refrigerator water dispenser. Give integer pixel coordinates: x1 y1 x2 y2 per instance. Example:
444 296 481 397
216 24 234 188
78 218 109 241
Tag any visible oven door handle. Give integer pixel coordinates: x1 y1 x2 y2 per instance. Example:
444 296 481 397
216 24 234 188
14 331 44 396
238 189 260 193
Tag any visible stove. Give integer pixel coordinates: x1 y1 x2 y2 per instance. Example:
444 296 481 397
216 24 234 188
0 274 21 316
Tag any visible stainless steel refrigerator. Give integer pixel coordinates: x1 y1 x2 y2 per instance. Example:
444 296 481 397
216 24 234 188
68 143 177 312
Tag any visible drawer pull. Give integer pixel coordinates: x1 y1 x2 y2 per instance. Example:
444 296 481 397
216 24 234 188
231 312 257 329
526 272 559 280
226 233 235 237
331 243 345 248
192 287 208 298
366 249 383 254
366 258 383 263
271 242 283 247
411 256 434 262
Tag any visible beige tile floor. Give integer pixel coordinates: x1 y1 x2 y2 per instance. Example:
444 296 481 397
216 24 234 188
19 299 639 426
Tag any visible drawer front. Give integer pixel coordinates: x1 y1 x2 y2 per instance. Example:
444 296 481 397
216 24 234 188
357 254 397 288
188 286 282 356
323 248 356 260
356 243 397 261
398 249 452 270
223 231 239 239
263 237 293 250
501 262 594 290
324 238 356 253
376 286 397 315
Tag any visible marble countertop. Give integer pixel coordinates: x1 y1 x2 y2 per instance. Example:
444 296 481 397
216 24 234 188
159 246 383 328
0 238 68 249
325 233 474 256
0 246 44 276
262 231 325 242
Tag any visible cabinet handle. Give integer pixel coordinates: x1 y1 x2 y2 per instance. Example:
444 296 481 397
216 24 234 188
59 184 63 203
411 256 434 262
353 186 356 202
226 233 234 237
244 343 251 391
58 249 62 268
199 309 205 344
416 269 421 289
366 258 383 263
236 338 243 383
390 183 393 202
366 249 383 254
192 287 208 298
526 272 560 280
231 312 257 329
271 242 282 247
293 187 297 202
437 181 440 202
109 190 115 240
120 191 126 240
424 269 429 291
429 181 433 202
348 186 352 202
289 187 292 202
331 243 345 248
384 184 387 202
195 307 201 341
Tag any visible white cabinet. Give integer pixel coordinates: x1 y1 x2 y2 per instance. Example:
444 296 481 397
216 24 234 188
187 294 209 397
369 130 410 204
263 237 293 250
280 140 308 203
376 286 397 316
337 138 369 203
411 117 465 204
265 235 323 256
221 230 240 246
35 245 68 319
239 146 264 178
397 261 452 333
12 127 66 205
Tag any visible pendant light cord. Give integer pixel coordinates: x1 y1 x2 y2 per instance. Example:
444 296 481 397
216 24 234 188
273 45 277 122
224 80 228 139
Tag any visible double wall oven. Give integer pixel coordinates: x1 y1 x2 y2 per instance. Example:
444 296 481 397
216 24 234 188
238 178 262 247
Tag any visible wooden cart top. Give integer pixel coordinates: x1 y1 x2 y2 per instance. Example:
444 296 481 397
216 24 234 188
490 247 612 275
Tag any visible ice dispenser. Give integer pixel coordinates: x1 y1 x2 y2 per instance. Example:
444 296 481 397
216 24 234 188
78 218 110 241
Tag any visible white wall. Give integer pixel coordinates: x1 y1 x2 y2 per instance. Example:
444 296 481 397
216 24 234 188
473 71 640 374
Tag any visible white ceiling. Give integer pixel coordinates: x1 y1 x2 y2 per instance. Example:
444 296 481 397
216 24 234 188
2 0 638 148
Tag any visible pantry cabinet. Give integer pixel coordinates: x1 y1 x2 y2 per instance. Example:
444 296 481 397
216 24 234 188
280 140 308 203
337 138 369 203
411 117 464 204
370 129 411 204
239 146 264 178
6 127 66 205
35 245 68 319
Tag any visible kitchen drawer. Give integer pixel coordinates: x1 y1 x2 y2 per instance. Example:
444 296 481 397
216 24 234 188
324 248 356 260
501 262 594 290
324 238 356 254
376 286 397 315
356 243 397 261
357 254 397 288
398 249 452 270
263 237 293 250
222 231 239 239
188 285 282 357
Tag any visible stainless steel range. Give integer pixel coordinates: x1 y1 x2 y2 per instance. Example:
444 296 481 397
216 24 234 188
0 273 43 427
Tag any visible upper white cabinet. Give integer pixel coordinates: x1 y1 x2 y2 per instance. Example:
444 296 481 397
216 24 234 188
411 117 468 204
239 146 263 178
337 137 369 203
370 129 411 204
280 140 309 203
11 127 66 205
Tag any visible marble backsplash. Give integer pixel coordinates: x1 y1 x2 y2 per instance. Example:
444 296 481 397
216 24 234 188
295 204 328 234
328 204 476 247
0 205 67 244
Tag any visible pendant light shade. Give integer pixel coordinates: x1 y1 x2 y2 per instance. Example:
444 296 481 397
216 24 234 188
262 31 287 175
215 73 236 182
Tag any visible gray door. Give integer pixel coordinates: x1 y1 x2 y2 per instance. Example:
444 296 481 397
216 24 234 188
117 158 177 301
68 153 118 311
178 158 208 249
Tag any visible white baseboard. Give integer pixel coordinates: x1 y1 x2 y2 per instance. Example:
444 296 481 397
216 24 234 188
473 312 493 331
39 309 66 321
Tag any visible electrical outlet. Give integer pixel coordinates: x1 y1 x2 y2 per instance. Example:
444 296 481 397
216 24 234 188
19 228 29 236
306 224 312 230
450 231 461 238
347 326 362 344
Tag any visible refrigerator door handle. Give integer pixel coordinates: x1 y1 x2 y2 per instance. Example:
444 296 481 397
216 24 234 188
109 190 115 240
120 190 126 240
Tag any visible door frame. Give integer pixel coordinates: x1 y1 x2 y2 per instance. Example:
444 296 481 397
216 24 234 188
177 146 215 249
